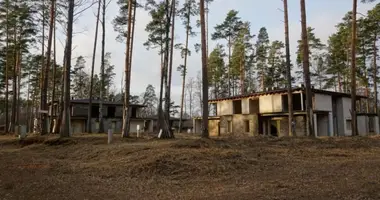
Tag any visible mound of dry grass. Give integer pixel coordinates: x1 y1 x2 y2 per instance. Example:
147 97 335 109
124 148 257 179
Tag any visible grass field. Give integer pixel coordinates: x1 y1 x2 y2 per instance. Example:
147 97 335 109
1 133 380 200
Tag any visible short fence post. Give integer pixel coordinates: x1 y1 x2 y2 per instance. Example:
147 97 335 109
108 129 113 144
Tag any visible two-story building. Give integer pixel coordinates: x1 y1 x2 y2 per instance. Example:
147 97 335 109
193 87 380 137
48 99 154 134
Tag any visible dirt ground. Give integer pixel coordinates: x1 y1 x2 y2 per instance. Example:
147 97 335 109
1 133 380 200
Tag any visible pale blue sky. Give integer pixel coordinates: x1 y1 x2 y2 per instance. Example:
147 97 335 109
54 0 378 105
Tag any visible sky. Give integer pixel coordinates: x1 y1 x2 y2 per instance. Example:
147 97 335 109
53 0 378 106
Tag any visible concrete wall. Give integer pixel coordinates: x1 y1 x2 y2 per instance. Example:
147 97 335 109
295 116 306 136
231 114 258 136
357 116 369 136
259 94 282 113
279 118 289 137
335 97 352 136
242 99 250 114
217 101 233 116
209 120 220 137
342 97 352 136
317 114 329 136
374 116 380 134
314 94 332 111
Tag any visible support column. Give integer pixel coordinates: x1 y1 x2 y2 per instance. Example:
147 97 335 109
313 114 318 137
328 112 333 137
301 93 304 111
374 116 380 135
192 118 196 133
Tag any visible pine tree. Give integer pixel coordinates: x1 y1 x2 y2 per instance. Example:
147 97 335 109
200 0 209 138
296 27 325 85
87 0 101 133
40 0 55 135
177 0 198 133
300 0 314 137
121 0 133 138
267 40 286 88
211 10 243 96
208 44 227 98
255 27 270 90
103 52 116 99
98 0 107 134
230 22 254 95
60 0 74 137
71 56 89 99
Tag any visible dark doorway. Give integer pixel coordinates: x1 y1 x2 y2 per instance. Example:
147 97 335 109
91 105 99 118
270 124 278 137
131 107 137 118
107 106 116 118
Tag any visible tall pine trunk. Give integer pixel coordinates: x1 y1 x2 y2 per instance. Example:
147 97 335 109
26 72 31 133
98 0 106 133
10 0 18 133
374 33 378 123
5 0 9 134
351 0 358 136
228 36 231 96
50 2 57 133
60 0 75 137
87 0 101 133
284 0 294 136
162 0 176 138
41 0 55 135
39 0 46 134
300 0 314 137
200 0 209 138
129 0 136 86
179 1 192 133
156 32 164 133
121 0 133 137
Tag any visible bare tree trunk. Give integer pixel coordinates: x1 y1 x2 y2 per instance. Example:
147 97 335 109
300 0 314 137
162 0 176 138
39 0 46 134
5 0 9 134
156 41 165 132
179 1 192 133
10 0 18 133
351 0 358 136
26 72 31 133
98 0 106 133
240 49 245 95
200 0 209 138
205 1 209 57
87 0 101 133
16 48 21 132
284 0 294 136
60 0 75 137
50 3 57 133
121 0 133 137
129 0 136 83
228 36 231 96
41 0 55 135
374 33 378 123
55 50 65 134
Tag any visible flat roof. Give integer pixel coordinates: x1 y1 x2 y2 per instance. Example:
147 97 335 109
48 99 145 107
208 87 368 102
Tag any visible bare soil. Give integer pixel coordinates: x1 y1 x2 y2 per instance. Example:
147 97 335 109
1 133 380 200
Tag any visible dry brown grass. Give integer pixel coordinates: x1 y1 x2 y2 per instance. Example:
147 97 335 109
1 134 380 200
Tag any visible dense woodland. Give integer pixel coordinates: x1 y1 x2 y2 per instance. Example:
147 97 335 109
0 0 378 137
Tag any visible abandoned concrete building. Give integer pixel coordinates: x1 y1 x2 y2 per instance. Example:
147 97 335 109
48 99 153 134
193 87 380 137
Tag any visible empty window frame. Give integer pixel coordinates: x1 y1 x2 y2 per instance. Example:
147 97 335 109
233 100 242 114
